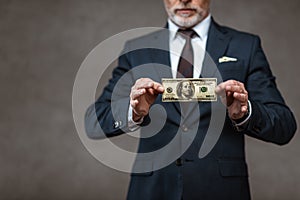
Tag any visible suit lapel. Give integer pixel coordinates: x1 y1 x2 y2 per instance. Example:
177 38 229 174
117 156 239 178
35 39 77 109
202 19 232 79
150 29 172 72
147 29 183 115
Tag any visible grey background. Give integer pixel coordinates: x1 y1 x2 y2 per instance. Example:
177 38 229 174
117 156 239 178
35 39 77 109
1 0 299 199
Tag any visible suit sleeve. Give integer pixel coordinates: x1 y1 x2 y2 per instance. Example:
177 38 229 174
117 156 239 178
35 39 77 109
244 36 297 145
84 42 135 139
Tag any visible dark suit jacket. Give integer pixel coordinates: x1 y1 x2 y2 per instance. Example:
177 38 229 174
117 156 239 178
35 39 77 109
85 19 297 200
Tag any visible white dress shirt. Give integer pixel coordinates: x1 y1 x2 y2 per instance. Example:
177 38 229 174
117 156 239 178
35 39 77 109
168 14 211 78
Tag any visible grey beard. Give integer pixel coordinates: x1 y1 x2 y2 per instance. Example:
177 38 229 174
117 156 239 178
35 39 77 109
169 13 202 28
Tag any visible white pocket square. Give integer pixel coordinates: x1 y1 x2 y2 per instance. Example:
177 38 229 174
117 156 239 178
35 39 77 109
219 56 238 63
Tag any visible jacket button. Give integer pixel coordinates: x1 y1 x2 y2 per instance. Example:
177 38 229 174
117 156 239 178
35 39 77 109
114 121 122 129
182 125 188 132
176 158 182 166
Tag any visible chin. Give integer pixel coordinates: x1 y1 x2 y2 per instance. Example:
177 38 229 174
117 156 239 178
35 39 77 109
171 15 202 28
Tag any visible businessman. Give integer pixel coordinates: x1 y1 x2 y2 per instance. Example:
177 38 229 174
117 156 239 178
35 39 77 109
85 0 297 199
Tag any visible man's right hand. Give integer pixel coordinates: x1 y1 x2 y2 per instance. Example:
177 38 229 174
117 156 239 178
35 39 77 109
130 78 164 122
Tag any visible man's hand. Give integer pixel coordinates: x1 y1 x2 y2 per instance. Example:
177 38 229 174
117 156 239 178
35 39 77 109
130 78 164 122
215 80 248 120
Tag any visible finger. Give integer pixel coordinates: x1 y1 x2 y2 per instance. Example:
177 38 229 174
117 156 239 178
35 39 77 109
134 81 155 90
228 81 246 92
215 85 226 96
152 82 164 93
134 81 164 95
216 82 234 96
225 85 246 93
130 99 139 108
215 87 225 96
139 81 164 93
133 78 159 89
146 88 156 96
233 92 248 102
216 80 238 90
241 105 248 113
215 84 225 94
132 78 152 90
130 89 146 100
216 80 245 94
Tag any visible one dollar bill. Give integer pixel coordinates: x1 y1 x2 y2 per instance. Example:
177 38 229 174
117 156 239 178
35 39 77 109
162 78 217 102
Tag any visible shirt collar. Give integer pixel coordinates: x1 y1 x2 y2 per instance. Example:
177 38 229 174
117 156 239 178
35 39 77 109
168 14 211 41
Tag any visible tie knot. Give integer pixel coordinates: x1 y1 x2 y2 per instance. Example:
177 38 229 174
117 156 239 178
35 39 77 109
178 29 197 39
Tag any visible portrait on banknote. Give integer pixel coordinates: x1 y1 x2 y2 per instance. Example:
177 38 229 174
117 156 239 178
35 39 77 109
176 80 195 100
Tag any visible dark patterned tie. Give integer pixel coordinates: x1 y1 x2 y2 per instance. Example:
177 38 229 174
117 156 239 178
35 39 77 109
177 29 197 78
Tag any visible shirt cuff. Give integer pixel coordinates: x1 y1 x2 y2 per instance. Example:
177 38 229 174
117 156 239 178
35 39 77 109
128 105 144 131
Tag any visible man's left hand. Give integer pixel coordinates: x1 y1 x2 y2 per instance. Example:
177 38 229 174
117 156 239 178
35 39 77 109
215 80 248 120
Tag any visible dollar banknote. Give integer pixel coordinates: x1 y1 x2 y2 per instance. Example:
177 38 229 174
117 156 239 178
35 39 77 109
162 78 217 102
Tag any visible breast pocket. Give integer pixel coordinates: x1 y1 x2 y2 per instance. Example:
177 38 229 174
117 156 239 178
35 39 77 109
217 60 246 82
